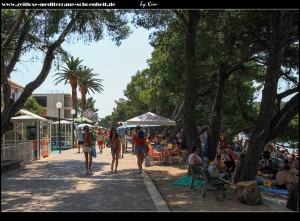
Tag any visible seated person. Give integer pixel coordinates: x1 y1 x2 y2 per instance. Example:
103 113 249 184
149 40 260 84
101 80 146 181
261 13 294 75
224 153 236 173
160 136 168 147
208 154 222 178
288 154 296 168
286 168 297 192
181 148 189 163
210 154 222 168
187 146 207 167
258 157 269 172
171 141 182 156
291 157 299 175
275 165 291 189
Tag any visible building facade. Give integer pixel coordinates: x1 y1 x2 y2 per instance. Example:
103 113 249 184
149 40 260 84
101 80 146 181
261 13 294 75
31 93 72 119
1 79 25 102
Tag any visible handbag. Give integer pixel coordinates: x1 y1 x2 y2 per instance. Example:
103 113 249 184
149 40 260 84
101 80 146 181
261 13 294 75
92 147 97 158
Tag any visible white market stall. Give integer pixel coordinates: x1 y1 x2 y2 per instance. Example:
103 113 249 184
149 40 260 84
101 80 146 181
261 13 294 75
7 110 50 160
50 120 74 150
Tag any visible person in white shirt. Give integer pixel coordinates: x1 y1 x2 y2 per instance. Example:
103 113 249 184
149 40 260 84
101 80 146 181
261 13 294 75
77 128 84 153
188 146 207 167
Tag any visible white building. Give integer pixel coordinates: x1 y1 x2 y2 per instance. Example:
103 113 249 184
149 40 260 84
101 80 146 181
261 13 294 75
1 79 25 102
31 93 73 118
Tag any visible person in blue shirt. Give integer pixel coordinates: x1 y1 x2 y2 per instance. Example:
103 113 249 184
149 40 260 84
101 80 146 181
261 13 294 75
117 122 127 158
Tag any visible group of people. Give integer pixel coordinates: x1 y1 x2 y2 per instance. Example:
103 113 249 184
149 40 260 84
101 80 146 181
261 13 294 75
74 123 150 175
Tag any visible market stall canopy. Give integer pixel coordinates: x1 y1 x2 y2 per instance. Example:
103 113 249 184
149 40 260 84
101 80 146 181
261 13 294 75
11 115 48 121
12 109 48 121
124 122 158 128
126 112 176 126
51 120 72 124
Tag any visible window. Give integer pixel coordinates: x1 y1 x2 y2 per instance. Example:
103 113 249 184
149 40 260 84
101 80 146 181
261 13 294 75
34 96 47 107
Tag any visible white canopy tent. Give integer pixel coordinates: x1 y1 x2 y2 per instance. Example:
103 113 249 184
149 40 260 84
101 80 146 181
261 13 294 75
125 112 176 126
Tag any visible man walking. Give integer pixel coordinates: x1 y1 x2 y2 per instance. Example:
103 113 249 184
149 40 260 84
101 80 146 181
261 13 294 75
117 122 127 158
77 128 84 153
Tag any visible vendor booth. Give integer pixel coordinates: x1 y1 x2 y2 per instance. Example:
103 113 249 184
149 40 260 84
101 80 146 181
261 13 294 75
5 109 51 160
50 120 74 150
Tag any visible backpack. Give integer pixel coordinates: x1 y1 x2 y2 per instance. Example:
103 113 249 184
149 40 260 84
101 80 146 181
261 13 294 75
138 130 145 138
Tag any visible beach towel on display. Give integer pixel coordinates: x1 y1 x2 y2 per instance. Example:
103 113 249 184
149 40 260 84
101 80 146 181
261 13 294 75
173 175 204 187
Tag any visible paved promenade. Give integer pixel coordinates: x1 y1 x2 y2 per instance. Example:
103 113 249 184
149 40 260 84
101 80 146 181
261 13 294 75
1 145 169 212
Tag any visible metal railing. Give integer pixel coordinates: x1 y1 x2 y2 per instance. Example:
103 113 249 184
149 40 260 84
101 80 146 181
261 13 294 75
1 142 34 165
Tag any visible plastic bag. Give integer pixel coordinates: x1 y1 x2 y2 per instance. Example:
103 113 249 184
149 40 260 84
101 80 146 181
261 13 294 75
145 155 151 167
92 147 97 158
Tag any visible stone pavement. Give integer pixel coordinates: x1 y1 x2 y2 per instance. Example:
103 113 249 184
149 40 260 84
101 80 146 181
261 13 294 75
1 144 296 213
1 145 169 212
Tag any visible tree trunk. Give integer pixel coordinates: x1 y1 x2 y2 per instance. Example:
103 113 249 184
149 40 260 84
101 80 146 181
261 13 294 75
207 64 227 161
236 181 261 205
182 10 201 148
234 11 295 182
265 93 299 142
1 15 78 139
80 87 88 113
70 77 78 118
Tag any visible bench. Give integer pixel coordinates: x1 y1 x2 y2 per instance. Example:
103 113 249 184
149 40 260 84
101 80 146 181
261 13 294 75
189 165 228 200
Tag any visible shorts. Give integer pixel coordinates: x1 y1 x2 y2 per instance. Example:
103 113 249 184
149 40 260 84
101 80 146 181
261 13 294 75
98 141 104 145
111 147 120 154
120 139 126 144
78 141 84 145
83 146 92 153
134 145 146 153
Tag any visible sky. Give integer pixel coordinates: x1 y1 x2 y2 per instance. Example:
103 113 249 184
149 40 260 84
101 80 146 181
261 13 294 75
11 26 154 118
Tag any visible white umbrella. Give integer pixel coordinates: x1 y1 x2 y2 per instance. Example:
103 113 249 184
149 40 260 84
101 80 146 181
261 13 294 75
77 123 94 129
126 112 176 126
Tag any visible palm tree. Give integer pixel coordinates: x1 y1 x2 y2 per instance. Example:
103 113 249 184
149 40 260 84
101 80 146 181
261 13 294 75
53 56 83 118
78 66 104 113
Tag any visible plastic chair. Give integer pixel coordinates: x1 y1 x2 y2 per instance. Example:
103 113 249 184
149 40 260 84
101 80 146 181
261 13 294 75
148 144 164 165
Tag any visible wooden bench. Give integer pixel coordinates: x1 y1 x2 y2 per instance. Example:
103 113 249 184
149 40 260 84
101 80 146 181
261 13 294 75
189 165 228 200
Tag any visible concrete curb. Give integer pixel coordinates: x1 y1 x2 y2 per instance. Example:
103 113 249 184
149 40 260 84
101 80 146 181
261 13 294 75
143 170 171 212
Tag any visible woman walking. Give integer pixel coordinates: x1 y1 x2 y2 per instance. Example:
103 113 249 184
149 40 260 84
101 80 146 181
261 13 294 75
97 129 105 153
83 126 94 174
133 126 146 174
109 127 121 174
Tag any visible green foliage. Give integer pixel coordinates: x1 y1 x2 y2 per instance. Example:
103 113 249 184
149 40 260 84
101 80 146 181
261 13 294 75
78 66 104 95
23 97 46 115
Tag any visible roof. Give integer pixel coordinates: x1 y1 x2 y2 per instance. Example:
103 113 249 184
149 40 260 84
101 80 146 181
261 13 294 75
8 79 25 89
11 109 48 121
126 112 176 126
